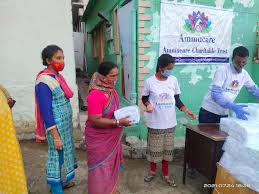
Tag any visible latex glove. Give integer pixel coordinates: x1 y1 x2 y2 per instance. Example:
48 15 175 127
247 85 259 98
230 104 250 120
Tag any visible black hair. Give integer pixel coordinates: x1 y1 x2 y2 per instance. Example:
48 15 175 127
232 46 249 60
156 54 176 72
41 45 63 66
98 61 118 76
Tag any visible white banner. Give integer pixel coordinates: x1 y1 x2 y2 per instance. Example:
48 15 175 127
159 2 234 64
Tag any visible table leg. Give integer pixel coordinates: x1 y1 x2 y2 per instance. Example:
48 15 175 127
182 129 189 184
183 149 187 184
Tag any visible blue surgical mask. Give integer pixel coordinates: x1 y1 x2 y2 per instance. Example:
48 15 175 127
161 69 172 78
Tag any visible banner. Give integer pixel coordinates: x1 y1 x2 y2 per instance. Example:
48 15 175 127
159 2 234 64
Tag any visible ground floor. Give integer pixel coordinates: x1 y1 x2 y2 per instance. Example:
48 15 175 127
22 140 209 194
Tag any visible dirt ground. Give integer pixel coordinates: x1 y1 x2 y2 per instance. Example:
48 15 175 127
20 140 209 194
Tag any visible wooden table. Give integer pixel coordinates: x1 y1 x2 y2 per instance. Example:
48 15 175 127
182 124 228 187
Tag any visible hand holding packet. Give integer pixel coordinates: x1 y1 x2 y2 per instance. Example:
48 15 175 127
114 105 140 124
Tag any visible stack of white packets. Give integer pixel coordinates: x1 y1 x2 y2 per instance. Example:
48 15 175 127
220 103 259 192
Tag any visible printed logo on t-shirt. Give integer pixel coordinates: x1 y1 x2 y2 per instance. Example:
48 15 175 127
225 80 239 94
230 80 239 88
156 93 174 109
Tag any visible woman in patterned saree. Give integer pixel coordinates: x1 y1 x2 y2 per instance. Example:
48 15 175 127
85 61 131 194
0 85 28 194
35 45 77 194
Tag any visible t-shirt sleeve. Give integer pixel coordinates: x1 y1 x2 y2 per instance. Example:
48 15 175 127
244 71 256 88
212 67 227 87
87 90 108 115
142 79 150 96
174 78 181 95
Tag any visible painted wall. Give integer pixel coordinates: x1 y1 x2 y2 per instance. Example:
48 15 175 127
0 0 79 135
84 0 137 103
139 0 259 138
85 0 122 77
83 0 259 140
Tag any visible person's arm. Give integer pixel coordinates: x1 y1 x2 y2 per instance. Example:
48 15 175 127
174 94 185 110
0 84 11 99
174 78 196 119
211 85 232 108
142 95 150 106
0 84 15 108
211 85 249 120
36 83 56 130
209 66 249 120
88 115 131 128
87 91 131 128
175 94 196 119
142 80 153 112
246 85 259 98
244 72 259 98
36 83 63 149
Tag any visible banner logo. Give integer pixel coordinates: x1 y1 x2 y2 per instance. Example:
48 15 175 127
184 11 212 33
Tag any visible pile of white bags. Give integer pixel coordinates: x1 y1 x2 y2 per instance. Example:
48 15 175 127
219 103 259 192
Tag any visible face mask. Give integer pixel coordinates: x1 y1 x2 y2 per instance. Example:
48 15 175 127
161 69 172 78
50 61 65 72
108 80 117 86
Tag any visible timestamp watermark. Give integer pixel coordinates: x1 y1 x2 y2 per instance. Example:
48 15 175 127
204 183 250 188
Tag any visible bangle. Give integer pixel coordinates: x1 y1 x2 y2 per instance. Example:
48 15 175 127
53 139 61 142
116 119 120 127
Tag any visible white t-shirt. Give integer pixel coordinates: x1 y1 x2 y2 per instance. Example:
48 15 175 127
202 63 255 115
142 75 181 129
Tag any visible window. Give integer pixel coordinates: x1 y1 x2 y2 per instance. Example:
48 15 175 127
91 23 105 62
98 23 104 63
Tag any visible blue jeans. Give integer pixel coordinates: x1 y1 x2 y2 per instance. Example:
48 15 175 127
198 107 228 123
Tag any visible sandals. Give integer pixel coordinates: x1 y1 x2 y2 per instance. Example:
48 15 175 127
144 172 156 182
62 181 75 189
144 172 177 187
163 176 177 187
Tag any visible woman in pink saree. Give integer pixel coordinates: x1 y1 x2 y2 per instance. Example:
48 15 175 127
85 61 131 194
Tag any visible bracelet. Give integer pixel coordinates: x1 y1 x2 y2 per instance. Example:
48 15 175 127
116 119 120 127
53 139 62 142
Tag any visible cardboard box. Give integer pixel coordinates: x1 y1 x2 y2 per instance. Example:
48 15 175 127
213 164 259 194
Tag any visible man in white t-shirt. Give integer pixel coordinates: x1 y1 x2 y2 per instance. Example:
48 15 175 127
199 46 259 123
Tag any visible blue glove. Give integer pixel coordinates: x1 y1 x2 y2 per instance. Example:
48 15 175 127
229 104 250 120
247 85 259 98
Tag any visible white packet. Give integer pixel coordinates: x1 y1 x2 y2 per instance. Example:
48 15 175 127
114 105 140 124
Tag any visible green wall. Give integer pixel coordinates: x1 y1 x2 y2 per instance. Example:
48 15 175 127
141 0 259 138
83 0 259 140
85 0 121 76
84 0 137 102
